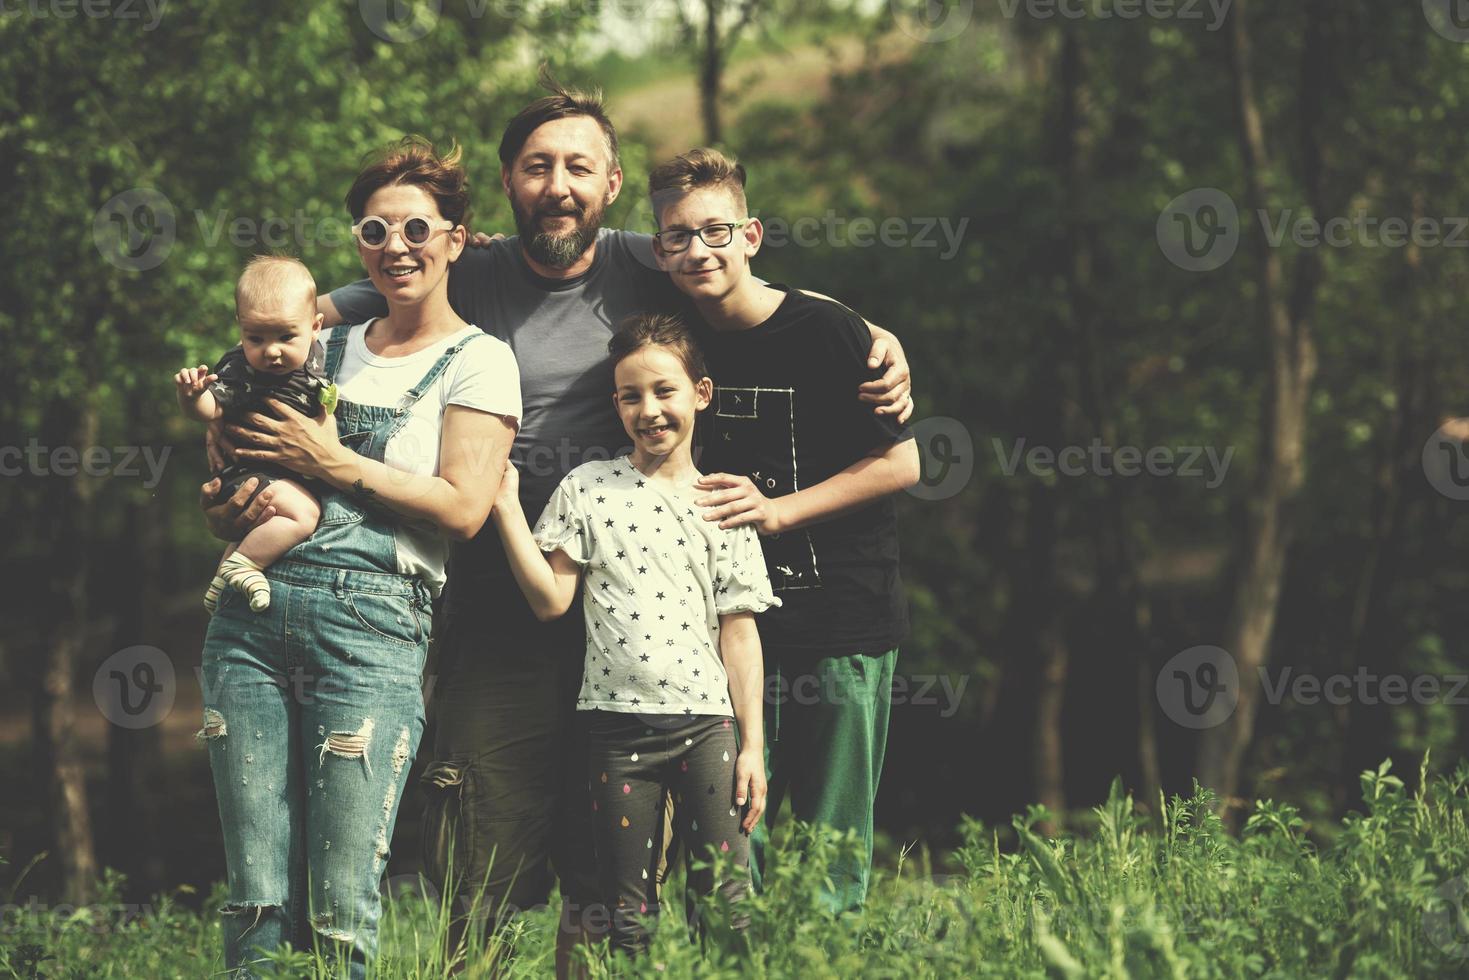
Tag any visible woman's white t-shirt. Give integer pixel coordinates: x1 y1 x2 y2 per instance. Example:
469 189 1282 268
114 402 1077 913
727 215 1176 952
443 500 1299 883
324 321 521 597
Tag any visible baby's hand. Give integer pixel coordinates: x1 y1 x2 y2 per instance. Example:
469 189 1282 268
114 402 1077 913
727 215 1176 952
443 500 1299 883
175 365 217 399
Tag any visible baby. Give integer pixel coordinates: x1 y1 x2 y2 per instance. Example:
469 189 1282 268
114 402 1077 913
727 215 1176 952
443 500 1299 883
175 255 335 613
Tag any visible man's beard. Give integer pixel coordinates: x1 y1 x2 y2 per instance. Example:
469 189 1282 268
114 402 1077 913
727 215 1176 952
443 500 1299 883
512 194 608 270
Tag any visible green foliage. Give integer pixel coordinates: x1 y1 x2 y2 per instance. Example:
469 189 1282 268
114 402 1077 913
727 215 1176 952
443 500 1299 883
5 763 1467 976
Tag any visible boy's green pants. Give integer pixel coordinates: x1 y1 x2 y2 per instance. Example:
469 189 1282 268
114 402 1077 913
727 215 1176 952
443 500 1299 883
749 647 898 913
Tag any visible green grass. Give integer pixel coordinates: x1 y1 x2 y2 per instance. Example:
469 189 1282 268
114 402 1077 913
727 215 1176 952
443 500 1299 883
4 758 1468 978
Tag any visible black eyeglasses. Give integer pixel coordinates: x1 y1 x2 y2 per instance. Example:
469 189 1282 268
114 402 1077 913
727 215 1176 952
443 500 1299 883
654 220 750 254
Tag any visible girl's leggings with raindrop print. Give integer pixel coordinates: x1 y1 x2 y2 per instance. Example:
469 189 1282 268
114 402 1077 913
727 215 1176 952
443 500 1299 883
583 709 750 954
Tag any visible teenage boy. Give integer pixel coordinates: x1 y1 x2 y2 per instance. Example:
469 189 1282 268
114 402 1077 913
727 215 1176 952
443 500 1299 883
649 147 920 912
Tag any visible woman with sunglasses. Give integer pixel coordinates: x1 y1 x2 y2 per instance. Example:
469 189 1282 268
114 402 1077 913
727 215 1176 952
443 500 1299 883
196 136 520 979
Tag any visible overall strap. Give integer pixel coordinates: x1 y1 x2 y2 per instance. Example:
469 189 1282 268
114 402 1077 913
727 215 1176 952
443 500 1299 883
392 330 486 417
323 322 355 380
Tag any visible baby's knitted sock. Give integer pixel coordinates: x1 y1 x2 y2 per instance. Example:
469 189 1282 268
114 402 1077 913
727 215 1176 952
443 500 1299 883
203 573 228 614
221 552 271 612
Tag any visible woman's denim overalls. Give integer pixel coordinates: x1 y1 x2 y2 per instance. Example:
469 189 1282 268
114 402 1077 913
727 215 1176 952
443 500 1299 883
199 324 483 979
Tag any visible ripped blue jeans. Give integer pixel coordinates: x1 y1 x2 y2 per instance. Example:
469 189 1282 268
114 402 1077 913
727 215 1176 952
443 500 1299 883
200 558 431 979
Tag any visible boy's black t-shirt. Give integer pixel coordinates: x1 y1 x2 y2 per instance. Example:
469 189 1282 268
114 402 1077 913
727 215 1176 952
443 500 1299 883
696 285 912 656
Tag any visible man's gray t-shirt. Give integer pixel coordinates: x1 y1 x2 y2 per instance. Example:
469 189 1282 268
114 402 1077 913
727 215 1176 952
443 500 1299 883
329 228 693 629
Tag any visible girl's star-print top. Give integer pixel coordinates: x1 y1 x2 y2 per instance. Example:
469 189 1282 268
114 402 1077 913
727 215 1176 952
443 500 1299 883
533 456 780 716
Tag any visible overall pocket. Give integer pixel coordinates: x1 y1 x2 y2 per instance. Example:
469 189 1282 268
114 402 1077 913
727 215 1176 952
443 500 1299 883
345 590 425 647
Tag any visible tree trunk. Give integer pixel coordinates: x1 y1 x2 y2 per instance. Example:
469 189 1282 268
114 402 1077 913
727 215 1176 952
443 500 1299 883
34 401 100 903
1055 24 1162 809
104 497 163 885
700 0 722 144
1196 0 1322 812
1030 475 1069 833
1338 188 1423 800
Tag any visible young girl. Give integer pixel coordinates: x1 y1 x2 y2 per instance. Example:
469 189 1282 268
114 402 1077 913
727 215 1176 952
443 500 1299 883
491 312 777 954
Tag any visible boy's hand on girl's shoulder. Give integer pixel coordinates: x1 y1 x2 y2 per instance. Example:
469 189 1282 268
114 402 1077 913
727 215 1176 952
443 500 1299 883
734 746 767 833
1438 416 1469 442
694 473 785 534
468 231 507 249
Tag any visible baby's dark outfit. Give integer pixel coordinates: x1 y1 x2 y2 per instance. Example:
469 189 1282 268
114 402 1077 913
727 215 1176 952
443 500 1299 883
210 340 331 503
